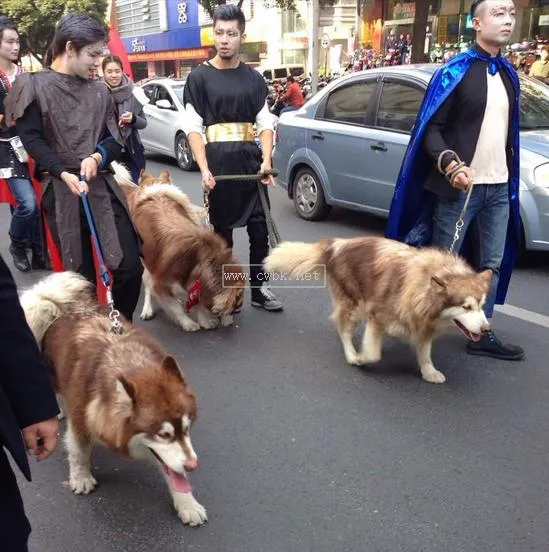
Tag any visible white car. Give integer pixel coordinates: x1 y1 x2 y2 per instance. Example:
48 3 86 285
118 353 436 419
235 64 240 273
137 78 197 171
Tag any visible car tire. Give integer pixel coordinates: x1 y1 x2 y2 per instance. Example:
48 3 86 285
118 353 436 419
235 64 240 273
292 167 331 221
175 132 197 171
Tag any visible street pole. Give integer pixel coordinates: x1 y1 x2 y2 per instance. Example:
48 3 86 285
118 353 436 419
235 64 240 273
311 0 320 95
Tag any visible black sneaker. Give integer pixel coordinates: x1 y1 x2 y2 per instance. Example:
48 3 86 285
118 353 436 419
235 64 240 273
466 330 524 360
251 286 284 311
9 241 30 272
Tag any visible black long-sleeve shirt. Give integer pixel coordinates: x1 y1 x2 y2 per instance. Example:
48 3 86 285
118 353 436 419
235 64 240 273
16 100 123 178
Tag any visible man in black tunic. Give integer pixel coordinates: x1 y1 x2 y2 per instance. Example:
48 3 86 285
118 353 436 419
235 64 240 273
183 4 283 311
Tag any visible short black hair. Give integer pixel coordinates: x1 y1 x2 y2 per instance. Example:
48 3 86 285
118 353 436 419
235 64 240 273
52 13 106 58
470 0 487 17
0 15 18 41
212 4 246 34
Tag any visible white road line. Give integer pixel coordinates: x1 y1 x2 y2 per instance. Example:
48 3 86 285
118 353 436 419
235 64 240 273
495 304 549 329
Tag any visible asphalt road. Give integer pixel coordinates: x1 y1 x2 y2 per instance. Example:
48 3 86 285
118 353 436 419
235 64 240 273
2 155 549 552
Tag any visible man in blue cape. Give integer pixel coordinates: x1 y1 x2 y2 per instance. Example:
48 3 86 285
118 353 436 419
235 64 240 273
386 0 524 361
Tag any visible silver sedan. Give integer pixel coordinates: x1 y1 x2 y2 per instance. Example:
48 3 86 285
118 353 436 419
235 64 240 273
136 78 197 171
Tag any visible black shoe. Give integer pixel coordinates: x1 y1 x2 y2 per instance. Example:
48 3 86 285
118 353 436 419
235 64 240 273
251 286 284 311
466 330 524 360
31 245 46 270
9 241 30 272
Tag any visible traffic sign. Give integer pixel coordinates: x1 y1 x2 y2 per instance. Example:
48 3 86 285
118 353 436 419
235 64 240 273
321 33 330 49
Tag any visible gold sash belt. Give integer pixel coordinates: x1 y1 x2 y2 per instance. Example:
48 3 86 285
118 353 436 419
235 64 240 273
205 122 255 143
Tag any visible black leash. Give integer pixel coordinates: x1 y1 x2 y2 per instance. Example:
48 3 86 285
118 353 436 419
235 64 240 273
203 169 281 248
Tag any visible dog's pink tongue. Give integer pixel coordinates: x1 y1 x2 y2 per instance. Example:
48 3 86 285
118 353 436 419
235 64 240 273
167 467 192 494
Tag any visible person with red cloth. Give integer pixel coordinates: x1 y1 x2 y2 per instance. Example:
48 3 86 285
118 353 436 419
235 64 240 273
279 75 305 114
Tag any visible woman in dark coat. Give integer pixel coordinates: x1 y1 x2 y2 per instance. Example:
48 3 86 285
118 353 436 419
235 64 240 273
101 55 148 183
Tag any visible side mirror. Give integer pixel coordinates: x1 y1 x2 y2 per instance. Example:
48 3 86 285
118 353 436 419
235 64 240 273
156 99 172 110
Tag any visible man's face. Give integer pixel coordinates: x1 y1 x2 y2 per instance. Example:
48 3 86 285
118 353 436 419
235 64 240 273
213 19 244 60
473 0 516 46
68 40 105 79
0 29 20 63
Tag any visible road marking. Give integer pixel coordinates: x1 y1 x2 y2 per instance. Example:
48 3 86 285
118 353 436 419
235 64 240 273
495 304 549 329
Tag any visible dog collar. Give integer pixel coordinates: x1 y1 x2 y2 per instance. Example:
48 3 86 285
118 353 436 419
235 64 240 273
185 279 201 312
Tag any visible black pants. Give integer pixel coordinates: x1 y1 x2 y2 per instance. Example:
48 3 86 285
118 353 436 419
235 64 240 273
43 184 143 322
214 220 269 296
0 448 31 552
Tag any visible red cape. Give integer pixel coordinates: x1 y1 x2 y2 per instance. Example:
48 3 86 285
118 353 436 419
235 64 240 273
0 158 110 305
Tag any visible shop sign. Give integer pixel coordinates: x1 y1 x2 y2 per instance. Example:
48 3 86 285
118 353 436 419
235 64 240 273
168 0 199 30
393 2 415 20
540 14 549 26
127 47 210 62
131 38 147 53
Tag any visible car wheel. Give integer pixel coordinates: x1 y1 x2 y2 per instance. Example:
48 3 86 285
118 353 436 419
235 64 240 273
292 167 331 221
175 133 197 171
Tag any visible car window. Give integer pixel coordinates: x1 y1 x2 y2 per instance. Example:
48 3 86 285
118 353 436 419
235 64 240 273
156 85 176 109
323 80 376 126
290 67 304 77
172 85 184 105
519 76 549 130
274 68 288 79
376 81 423 133
143 84 157 105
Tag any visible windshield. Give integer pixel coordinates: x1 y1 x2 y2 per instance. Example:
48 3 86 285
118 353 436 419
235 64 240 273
519 75 549 130
172 85 184 104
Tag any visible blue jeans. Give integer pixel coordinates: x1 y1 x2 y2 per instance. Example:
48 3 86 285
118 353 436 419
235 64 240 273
6 177 41 247
432 183 509 318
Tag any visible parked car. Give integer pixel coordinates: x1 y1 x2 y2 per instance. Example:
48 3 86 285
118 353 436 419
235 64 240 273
137 78 197 171
273 64 549 253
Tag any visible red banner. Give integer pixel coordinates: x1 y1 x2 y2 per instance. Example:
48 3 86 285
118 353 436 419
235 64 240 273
108 23 134 81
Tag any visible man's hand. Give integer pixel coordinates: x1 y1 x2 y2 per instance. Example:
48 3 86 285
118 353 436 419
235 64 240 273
201 169 215 191
61 172 88 196
22 417 59 462
259 160 275 187
445 160 474 192
119 111 133 127
80 155 99 183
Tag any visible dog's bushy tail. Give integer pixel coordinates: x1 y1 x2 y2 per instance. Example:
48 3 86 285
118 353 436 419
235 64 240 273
19 271 94 346
264 241 326 278
111 160 137 188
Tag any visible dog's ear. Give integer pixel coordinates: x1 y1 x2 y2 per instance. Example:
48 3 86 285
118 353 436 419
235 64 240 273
161 355 185 382
431 275 447 289
478 269 493 284
115 377 136 417
159 169 171 182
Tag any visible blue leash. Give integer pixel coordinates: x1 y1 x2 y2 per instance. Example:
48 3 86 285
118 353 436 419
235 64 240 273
79 176 123 333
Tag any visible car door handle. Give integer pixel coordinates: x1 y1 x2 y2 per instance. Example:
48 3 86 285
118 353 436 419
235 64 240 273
311 133 324 141
371 142 388 152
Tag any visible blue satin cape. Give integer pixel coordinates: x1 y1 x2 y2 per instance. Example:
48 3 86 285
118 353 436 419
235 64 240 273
385 48 521 305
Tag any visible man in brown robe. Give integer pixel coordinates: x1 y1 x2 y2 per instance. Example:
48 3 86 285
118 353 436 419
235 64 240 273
4 13 143 320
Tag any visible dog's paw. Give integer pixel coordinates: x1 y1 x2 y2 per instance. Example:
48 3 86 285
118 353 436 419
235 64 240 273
181 320 201 332
422 369 446 384
173 493 208 527
220 314 234 327
197 316 220 330
355 351 382 364
70 473 97 495
140 309 155 321
345 352 362 366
